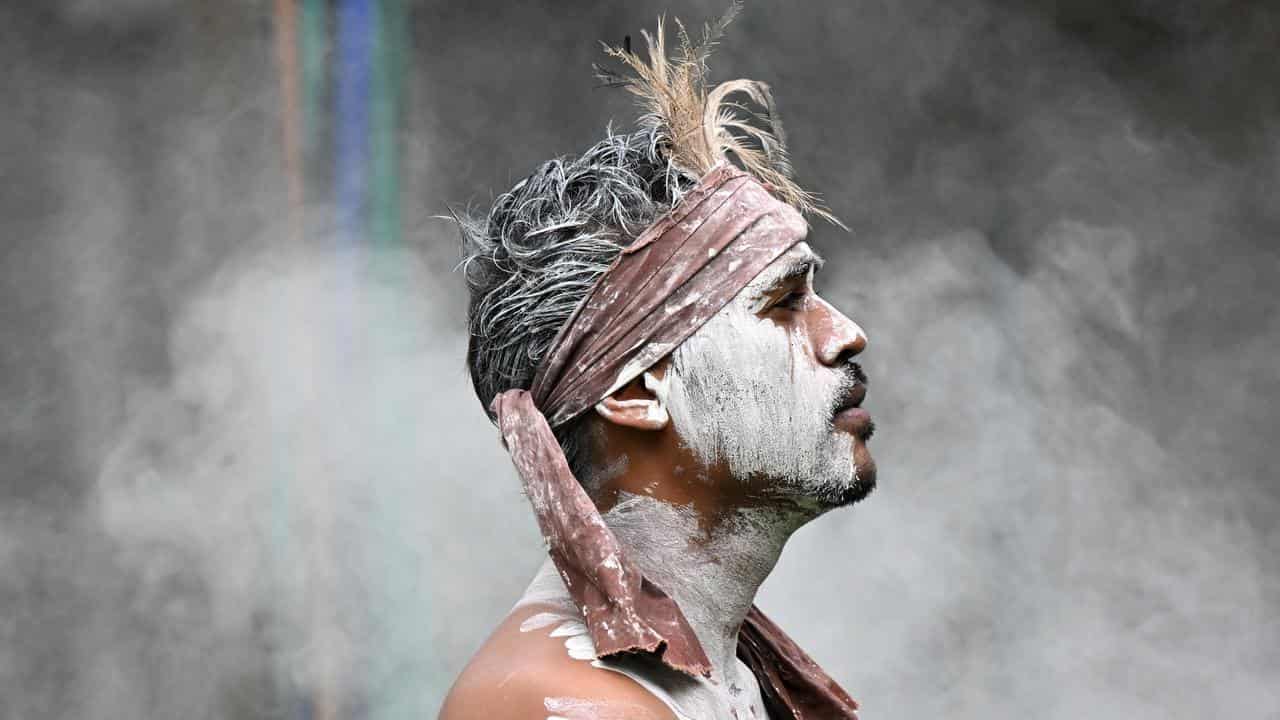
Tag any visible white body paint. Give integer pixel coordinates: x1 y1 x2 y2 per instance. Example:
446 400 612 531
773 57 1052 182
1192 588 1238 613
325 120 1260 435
514 560 700 720
513 488 804 720
544 695 662 720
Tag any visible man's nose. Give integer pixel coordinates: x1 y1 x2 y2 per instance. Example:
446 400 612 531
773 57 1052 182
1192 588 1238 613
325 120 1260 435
813 297 867 367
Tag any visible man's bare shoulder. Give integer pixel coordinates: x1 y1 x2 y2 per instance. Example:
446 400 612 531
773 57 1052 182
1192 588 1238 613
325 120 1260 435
439 603 677 720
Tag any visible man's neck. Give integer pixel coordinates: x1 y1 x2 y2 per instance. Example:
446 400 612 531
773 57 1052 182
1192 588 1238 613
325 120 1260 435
600 492 806 678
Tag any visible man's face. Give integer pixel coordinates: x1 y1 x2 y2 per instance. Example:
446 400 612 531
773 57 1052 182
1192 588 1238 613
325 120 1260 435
663 242 876 508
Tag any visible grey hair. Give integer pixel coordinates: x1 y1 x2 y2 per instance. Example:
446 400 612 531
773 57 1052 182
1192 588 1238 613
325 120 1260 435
455 126 696 483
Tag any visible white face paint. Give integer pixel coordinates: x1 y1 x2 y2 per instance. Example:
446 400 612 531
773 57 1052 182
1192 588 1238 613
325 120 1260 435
662 244 860 506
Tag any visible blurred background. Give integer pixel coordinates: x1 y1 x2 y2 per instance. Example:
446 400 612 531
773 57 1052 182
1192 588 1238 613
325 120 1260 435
2 1 1278 718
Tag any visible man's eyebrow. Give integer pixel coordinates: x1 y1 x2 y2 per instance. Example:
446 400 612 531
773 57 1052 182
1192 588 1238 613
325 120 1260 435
770 254 824 288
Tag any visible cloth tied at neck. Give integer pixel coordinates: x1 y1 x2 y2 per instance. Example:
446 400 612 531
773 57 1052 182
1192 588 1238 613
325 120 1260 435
490 164 860 717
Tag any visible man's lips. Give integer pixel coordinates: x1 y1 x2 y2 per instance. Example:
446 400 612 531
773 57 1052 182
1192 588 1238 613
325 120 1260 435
833 384 873 438
834 406 873 438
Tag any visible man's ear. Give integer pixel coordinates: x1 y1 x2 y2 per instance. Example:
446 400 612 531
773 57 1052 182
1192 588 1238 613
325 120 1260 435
594 364 670 431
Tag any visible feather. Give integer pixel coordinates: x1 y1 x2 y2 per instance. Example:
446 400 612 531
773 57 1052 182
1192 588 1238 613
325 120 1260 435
596 2 844 228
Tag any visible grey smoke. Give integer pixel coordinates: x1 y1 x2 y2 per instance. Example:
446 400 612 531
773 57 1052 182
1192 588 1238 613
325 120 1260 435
1 1 1277 719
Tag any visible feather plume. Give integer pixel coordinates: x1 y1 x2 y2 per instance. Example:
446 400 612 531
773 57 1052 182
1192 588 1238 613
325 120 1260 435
595 2 843 227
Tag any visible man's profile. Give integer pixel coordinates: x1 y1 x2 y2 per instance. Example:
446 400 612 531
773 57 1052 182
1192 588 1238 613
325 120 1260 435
441 11 873 720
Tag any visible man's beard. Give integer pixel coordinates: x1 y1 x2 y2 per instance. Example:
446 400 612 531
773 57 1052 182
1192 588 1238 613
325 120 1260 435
662 309 873 508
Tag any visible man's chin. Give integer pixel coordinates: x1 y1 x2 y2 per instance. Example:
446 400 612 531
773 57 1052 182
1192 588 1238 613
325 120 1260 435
835 459 876 507
786 458 877 512
740 443 876 510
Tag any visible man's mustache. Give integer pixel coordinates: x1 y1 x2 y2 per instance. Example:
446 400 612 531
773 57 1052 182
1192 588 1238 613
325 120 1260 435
827 362 868 415
832 361 867 392
830 362 874 439
844 362 867 387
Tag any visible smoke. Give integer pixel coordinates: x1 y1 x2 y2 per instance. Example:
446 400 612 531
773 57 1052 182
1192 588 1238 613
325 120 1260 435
1 1 1277 719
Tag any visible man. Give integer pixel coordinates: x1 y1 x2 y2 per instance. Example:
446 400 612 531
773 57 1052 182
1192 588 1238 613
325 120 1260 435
441 13 873 720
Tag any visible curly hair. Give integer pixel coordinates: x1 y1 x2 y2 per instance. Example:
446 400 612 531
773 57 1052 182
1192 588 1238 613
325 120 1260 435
455 126 696 485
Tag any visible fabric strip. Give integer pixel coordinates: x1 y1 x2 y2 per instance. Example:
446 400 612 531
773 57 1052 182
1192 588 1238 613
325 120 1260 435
739 606 861 719
492 389 712 676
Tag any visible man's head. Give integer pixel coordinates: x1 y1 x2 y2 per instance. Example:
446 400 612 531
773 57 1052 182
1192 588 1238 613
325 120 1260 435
594 242 876 514
451 18 875 706
461 134 875 515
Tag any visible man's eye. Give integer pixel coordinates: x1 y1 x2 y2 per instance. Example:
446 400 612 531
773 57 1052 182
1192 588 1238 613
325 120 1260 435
774 290 807 311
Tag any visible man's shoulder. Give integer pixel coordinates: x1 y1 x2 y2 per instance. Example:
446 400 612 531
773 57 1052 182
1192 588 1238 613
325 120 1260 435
439 603 677 720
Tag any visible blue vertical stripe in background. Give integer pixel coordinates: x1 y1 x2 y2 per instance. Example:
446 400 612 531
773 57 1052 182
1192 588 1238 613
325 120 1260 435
335 0 373 241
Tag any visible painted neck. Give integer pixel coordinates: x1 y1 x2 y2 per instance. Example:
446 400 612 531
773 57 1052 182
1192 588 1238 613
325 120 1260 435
600 492 805 677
